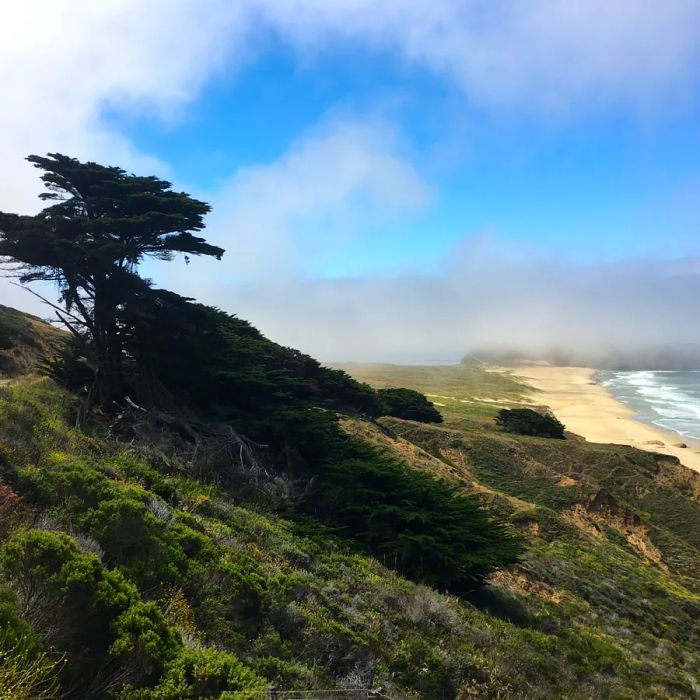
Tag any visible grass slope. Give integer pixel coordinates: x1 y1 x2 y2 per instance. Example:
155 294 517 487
0 354 698 697
332 361 531 422
339 363 700 698
0 305 64 378
2 380 690 699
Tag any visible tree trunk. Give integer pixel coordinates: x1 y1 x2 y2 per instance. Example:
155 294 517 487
92 281 122 412
94 348 121 411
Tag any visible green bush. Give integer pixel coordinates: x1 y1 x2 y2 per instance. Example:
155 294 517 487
496 408 565 439
194 554 268 639
18 458 200 589
0 588 60 699
0 530 180 692
118 647 266 699
378 387 443 423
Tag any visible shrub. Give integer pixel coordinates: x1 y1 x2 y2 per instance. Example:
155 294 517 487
117 647 267 699
194 555 268 640
18 459 194 589
80 491 188 586
378 388 443 423
18 458 113 519
0 588 60 699
0 530 180 693
495 408 565 439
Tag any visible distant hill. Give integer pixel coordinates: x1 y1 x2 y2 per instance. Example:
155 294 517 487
0 304 65 377
466 346 700 370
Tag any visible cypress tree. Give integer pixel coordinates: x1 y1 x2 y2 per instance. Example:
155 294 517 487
0 154 224 409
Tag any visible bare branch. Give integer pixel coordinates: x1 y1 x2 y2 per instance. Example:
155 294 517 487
9 282 87 329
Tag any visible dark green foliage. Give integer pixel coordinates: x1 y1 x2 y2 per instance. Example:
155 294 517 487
118 288 382 420
496 408 565 438
378 387 443 423
40 334 93 391
262 409 522 593
0 154 224 407
0 530 180 694
16 458 204 590
118 647 267 699
309 430 523 593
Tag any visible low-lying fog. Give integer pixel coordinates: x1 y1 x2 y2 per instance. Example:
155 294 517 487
179 240 700 370
3 239 699 371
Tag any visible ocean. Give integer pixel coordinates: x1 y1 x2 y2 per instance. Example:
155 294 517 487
599 370 700 442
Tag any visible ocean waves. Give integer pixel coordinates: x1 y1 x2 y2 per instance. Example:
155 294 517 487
601 370 700 440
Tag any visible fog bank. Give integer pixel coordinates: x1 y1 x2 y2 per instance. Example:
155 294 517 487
193 248 700 369
3 238 699 371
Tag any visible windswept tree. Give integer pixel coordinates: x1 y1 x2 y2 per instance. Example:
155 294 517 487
0 154 224 409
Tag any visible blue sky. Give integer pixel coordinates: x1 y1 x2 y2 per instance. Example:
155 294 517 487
99 36 700 276
2 1 700 360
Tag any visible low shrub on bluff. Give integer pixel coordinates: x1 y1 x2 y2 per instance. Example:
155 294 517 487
118 647 266 700
496 408 565 439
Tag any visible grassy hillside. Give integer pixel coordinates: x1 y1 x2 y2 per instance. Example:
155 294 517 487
0 329 699 697
2 380 699 699
0 305 64 378
340 363 700 697
332 361 531 422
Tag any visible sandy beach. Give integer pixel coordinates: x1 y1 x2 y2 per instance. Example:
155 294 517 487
511 365 700 474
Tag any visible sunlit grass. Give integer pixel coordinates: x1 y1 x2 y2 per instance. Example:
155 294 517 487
333 360 531 422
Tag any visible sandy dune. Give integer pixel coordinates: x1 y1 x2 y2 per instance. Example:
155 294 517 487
510 365 700 474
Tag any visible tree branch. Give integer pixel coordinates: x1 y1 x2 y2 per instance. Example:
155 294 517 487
10 282 88 329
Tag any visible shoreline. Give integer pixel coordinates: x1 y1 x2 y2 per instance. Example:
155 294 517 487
508 365 700 474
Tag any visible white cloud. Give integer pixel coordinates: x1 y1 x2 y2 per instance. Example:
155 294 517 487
0 0 248 212
1 0 699 215
190 118 428 281
254 0 700 113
